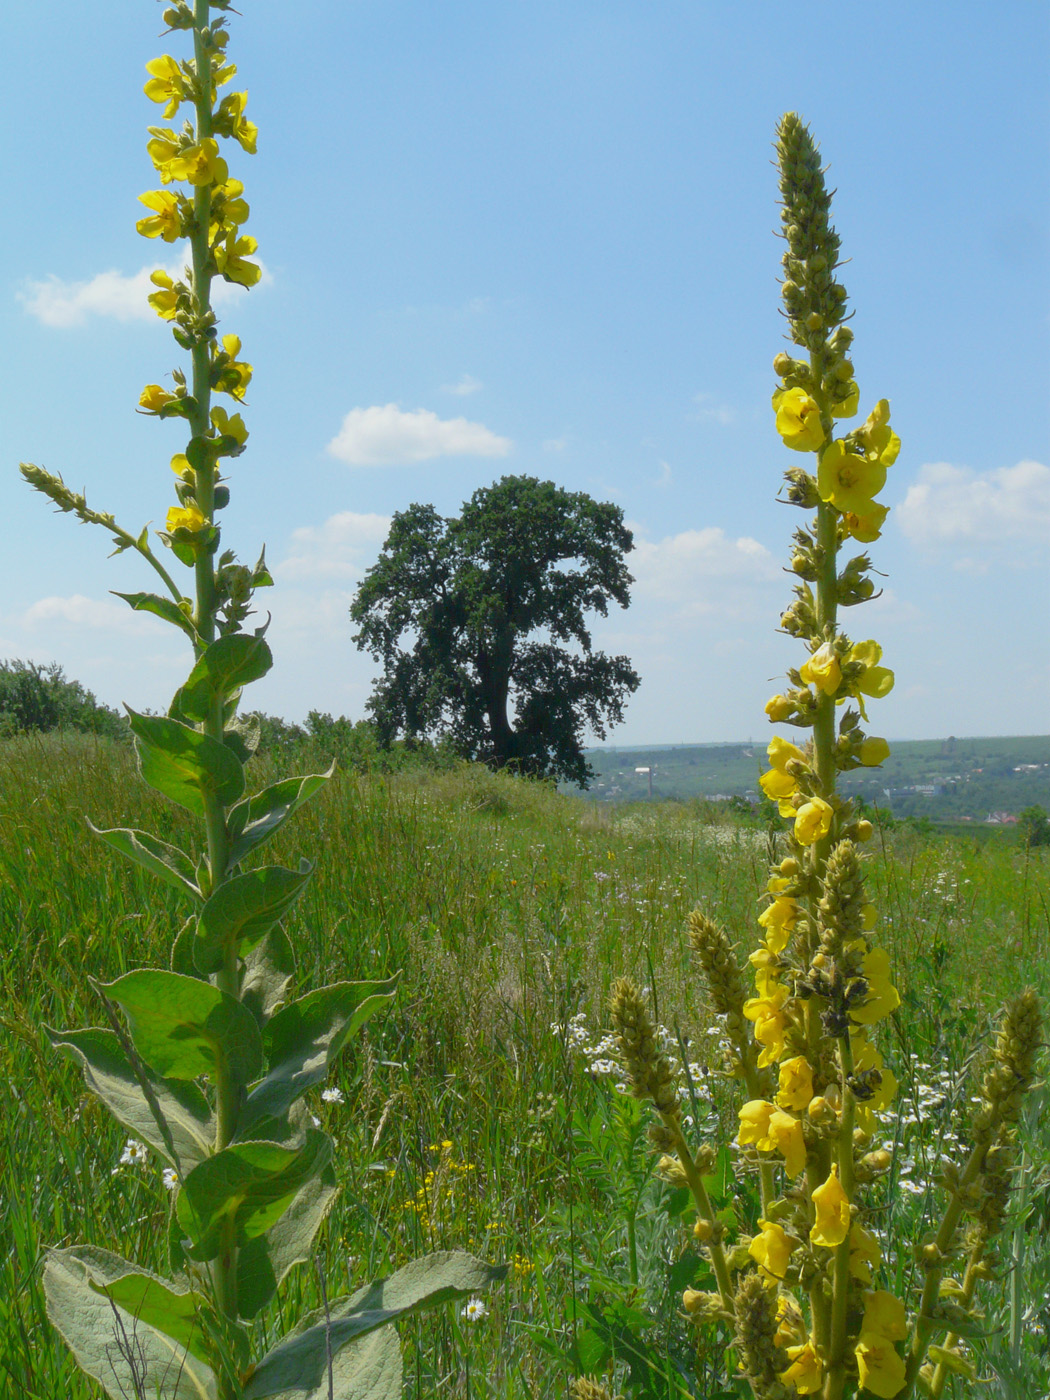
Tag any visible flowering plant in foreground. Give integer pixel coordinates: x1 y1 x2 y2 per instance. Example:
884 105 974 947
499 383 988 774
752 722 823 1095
22 4 501 1396
607 115 1042 1400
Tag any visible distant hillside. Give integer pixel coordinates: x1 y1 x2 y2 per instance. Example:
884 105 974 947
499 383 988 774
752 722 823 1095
582 734 1050 824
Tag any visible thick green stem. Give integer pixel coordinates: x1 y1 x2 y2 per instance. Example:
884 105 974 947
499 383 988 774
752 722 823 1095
666 1117 736 1311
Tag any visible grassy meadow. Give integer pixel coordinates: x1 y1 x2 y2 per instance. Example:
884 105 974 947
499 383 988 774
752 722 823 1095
2 732 1048 1398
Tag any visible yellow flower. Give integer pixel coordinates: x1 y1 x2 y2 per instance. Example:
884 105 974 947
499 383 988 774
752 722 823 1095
859 736 890 766
861 1290 908 1341
743 986 792 1066
847 642 895 716
757 896 797 954
817 439 887 514
211 406 249 448
166 504 207 534
857 399 901 468
147 269 179 320
170 454 192 480
831 381 860 419
778 1343 823 1395
760 767 796 802
849 1222 882 1283
143 55 186 118
219 90 258 153
214 232 262 287
209 179 250 238
776 1055 814 1112
774 387 825 452
850 948 901 1026
775 1294 806 1349
738 1099 776 1149
794 796 833 846
217 334 253 401
169 138 229 187
767 1109 807 1178
799 642 841 696
844 500 889 543
765 693 794 722
748 1219 795 1284
139 383 173 413
855 1336 906 1398
810 1166 850 1247
136 189 182 242
146 129 182 181
769 734 806 770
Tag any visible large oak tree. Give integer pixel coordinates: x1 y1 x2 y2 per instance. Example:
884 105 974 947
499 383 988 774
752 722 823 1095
350 475 640 786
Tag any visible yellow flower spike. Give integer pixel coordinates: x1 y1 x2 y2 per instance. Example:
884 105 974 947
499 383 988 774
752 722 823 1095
748 1218 795 1284
799 641 841 696
793 796 833 846
848 1222 882 1283
166 504 207 534
778 1343 823 1395
775 1055 814 1112
773 386 826 452
136 189 182 242
143 55 186 118
139 383 174 413
858 736 890 766
817 439 887 514
766 1109 807 1178
147 269 179 320
843 500 889 543
810 1166 850 1247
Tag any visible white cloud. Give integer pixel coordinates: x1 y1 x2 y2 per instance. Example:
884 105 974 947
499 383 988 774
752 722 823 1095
629 526 779 619
691 393 735 427
326 404 511 466
542 437 567 453
896 460 1050 547
21 593 169 636
19 260 271 328
276 511 391 582
441 373 482 396
653 460 673 488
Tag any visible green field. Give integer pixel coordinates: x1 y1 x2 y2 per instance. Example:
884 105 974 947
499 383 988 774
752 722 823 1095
3 734 1048 1397
582 734 1050 824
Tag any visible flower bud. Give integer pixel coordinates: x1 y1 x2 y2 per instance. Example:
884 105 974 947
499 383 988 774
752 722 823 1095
693 1217 714 1242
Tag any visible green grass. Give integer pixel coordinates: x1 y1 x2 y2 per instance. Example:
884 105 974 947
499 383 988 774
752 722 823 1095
2 733 1048 1398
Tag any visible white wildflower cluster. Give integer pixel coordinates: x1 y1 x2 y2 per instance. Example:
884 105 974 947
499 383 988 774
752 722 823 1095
321 1086 345 1105
113 1138 149 1174
883 1056 980 1197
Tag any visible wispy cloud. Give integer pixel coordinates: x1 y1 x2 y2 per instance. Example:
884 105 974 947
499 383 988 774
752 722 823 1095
21 593 169 635
19 260 271 328
691 393 735 426
896 460 1050 548
441 373 482 396
629 525 779 620
326 404 511 466
276 511 391 582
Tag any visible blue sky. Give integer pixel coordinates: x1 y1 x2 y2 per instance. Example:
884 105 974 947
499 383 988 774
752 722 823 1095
2 0 1048 746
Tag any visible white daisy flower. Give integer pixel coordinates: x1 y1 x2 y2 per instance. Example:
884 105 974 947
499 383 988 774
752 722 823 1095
118 1139 149 1168
321 1087 345 1105
461 1297 487 1322
162 1167 179 1191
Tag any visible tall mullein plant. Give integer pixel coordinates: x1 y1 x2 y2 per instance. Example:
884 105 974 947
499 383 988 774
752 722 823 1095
22 5 501 1398
610 115 1042 1400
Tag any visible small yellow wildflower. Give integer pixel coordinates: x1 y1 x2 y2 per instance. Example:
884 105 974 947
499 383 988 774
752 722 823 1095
794 796 833 846
849 1222 882 1283
166 504 207 534
775 1055 814 1112
855 1335 907 1398
743 985 792 1066
774 386 825 452
817 439 886 515
765 693 794 722
856 399 901 468
799 641 841 696
170 454 192 480
757 896 797 953
214 232 262 287
810 1166 850 1247
859 736 890 766
136 189 182 242
778 1342 823 1394
850 948 901 1026
766 1109 807 1178
143 55 186 118
211 406 249 448
147 269 179 320
844 500 889 543
139 383 173 413
748 1218 795 1284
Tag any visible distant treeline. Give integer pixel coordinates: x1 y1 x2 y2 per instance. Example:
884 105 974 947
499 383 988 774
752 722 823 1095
0 659 126 740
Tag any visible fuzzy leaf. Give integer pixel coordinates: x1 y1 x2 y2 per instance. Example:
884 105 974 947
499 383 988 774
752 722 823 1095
90 824 201 901
226 769 332 870
103 969 262 1087
43 1246 217 1400
113 590 198 642
128 711 245 816
235 1165 339 1319
241 926 297 1028
176 1130 331 1261
244 1252 505 1398
173 635 273 724
242 978 398 1129
48 1026 213 1169
248 1328 402 1400
193 863 313 974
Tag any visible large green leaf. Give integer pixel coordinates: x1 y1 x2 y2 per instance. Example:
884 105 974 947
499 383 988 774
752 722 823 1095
226 769 331 869
89 824 202 901
103 969 262 1087
241 925 297 1028
250 1328 402 1400
193 863 313 974
176 1130 331 1261
128 711 245 816
48 1026 214 1169
43 1246 217 1400
173 635 273 724
244 1252 506 1399
235 1164 339 1319
242 978 398 1130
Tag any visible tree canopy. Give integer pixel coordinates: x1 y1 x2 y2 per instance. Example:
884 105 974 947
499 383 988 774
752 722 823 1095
350 475 640 786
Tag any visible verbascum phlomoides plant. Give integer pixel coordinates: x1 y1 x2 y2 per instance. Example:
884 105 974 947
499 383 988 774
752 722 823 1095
609 115 1042 1400
21 4 503 1397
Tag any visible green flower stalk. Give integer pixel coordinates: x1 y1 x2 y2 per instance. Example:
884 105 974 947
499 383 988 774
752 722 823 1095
22 5 501 1398
609 113 1042 1400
